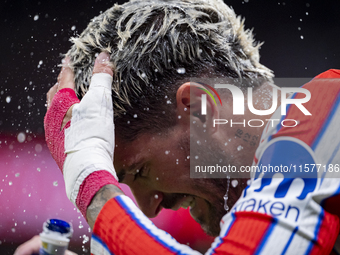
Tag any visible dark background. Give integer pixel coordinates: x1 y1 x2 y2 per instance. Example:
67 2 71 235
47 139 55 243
0 0 340 254
1 0 340 135
1 0 340 134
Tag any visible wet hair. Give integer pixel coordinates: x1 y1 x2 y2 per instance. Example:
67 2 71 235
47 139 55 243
66 0 273 141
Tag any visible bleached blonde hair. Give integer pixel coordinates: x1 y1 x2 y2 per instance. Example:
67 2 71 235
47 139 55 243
67 0 273 140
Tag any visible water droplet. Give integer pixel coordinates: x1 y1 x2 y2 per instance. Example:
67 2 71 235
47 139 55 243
300 35 304 39
17 132 26 143
71 25 76 31
37 167 41 172
231 179 238 188
141 73 146 78
154 194 159 199
224 142 228 146
156 177 159 181
9 181 12 186
165 150 170 155
53 181 58 186
195 155 199 159
224 176 231 211
177 68 186 74
6 96 11 103
15 173 20 177
33 15 39 21
197 140 201 145
11 227 16 233
133 114 137 118
237 145 243 151
79 222 83 229
82 235 89 244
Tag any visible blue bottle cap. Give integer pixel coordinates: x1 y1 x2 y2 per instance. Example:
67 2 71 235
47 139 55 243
46 219 71 234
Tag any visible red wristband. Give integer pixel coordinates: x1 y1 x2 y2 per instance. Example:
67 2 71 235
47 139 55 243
76 170 121 218
44 88 80 171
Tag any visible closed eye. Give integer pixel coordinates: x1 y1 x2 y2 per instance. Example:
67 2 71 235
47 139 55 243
134 166 144 181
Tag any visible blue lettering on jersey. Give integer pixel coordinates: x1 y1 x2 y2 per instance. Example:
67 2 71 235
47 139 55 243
245 140 318 199
237 140 318 221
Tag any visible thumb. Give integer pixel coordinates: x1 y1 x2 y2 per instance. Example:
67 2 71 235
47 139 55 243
93 52 113 76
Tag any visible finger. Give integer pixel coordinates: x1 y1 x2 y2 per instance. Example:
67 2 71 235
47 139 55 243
93 52 113 76
14 235 41 255
65 250 79 255
46 84 58 110
57 57 75 91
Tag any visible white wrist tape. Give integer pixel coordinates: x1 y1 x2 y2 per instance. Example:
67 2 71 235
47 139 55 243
63 73 118 205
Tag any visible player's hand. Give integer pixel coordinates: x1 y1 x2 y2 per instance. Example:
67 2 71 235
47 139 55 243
44 57 80 171
13 235 77 255
44 52 120 219
44 52 114 170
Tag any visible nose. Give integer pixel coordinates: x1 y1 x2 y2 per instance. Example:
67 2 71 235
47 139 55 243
129 181 164 218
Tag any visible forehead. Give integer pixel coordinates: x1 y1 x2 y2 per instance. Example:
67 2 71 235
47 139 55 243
114 134 153 169
113 128 187 176
114 133 171 171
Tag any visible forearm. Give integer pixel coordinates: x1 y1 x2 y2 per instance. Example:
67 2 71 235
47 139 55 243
86 184 123 229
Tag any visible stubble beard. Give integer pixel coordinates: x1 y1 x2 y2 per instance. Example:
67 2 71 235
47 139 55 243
181 133 244 236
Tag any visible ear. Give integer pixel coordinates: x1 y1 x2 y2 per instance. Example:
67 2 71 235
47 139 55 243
176 82 219 134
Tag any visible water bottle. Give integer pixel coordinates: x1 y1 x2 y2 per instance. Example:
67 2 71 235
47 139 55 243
39 219 73 255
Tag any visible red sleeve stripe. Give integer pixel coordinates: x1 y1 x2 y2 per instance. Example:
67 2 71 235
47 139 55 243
254 218 278 255
114 196 184 254
315 69 340 79
211 212 274 255
271 80 340 148
307 209 339 255
93 195 200 255
268 92 296 142
206 213 236 255
311 92 340 150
